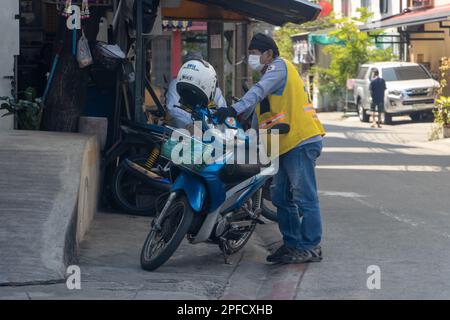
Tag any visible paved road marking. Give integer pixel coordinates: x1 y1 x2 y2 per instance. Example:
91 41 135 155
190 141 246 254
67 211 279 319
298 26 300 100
317 165 450 172
320 190 450 240
323 147 445 156
319 191 366 198
323 132 347 139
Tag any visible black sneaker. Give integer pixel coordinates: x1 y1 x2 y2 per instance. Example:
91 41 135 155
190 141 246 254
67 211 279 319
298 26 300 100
308 246 323 263
266 245 291 263
280 248 312 264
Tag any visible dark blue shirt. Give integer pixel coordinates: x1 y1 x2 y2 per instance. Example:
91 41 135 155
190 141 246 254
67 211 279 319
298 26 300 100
369 77 387 104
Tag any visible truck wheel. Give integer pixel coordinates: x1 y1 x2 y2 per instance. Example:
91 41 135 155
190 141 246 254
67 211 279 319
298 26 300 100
357 100 370 123
410 113 421 122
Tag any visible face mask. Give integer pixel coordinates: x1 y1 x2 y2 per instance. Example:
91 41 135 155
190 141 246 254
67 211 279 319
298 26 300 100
248 54 264 72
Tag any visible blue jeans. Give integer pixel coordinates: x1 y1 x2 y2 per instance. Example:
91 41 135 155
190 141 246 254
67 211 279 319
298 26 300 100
271 140 323 251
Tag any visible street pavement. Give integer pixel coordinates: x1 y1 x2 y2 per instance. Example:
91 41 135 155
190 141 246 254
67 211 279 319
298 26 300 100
298 113 450 299
1 113 449 299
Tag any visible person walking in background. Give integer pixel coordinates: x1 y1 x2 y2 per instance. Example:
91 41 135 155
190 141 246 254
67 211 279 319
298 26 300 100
369 69 387 128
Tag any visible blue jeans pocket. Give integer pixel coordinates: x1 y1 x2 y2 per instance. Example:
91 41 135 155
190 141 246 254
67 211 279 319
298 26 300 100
304 143 322 162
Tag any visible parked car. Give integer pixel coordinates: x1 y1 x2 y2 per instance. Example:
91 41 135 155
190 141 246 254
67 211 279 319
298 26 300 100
353 62 440 124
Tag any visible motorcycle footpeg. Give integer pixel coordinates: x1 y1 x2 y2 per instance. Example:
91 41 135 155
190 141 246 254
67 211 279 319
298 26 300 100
253 218 266 225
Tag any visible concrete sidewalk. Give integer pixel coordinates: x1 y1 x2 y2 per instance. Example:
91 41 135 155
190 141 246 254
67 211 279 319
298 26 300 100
0 212 310 300
0 131 99 285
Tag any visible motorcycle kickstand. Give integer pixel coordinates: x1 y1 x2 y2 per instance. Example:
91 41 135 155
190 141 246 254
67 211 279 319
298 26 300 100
219 238 232 265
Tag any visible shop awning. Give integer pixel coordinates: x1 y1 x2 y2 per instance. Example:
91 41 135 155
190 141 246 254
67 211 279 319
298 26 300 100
162 0 322 26
291 30 342 46
162 0 247 22
362 4 450 31
308 33 342 45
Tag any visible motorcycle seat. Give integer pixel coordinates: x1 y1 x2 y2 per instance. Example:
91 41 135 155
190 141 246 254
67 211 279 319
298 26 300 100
220 164 262 184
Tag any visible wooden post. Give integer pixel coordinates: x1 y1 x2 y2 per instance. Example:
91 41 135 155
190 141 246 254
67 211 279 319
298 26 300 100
234 22 251 98
135 0 145 123
207 22 225 92
171 30 182 78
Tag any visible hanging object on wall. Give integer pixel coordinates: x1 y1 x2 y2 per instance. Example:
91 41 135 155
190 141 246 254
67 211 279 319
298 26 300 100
96 17 109 43
62 0 73 17
81 0 90 19
162 20 193 32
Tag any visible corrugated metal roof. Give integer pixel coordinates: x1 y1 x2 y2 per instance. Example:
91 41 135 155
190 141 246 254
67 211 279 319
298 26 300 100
362 4 450 31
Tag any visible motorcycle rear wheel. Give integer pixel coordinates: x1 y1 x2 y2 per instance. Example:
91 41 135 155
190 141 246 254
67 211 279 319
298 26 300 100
112 154 166 216
261 202 278 222
261 178 278 222
219 223 256 255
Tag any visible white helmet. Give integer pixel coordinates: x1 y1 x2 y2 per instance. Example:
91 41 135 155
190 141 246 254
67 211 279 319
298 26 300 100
176 59 217 108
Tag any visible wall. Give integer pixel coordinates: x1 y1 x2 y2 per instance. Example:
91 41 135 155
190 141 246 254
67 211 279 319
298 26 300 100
333 0 408 20
0 0 19 131
434 0 450 6
409 22 450 75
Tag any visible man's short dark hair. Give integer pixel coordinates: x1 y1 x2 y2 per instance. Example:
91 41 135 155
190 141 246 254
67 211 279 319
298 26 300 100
248 33 280 57
373 69 380 76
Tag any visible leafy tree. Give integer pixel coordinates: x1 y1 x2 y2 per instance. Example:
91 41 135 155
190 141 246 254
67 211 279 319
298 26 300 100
41 9 102 132
273 16 335 62
433 57 450 127
314 8 396 97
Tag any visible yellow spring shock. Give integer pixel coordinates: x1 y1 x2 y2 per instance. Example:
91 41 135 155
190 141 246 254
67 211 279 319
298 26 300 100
144 147 160 170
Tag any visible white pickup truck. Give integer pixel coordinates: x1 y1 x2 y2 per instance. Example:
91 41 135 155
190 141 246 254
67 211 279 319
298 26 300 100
353 62 440 124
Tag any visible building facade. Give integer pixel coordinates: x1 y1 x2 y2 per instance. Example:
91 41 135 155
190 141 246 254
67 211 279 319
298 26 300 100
0 0 19 131
296 0 450 111
362 0 450 75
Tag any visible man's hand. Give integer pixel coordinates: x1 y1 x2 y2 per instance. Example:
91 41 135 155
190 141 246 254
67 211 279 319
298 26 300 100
185 123 195 135
215 107 237 124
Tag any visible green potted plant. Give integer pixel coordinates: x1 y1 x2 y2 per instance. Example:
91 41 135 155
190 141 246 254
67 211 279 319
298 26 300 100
434 97 450 138
0 88 43 130
433 57 450 139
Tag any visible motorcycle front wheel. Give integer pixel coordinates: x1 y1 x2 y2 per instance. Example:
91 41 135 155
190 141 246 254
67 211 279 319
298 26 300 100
140 195 194 271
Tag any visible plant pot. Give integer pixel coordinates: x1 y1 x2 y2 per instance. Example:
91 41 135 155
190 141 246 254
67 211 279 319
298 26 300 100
443 125 450 139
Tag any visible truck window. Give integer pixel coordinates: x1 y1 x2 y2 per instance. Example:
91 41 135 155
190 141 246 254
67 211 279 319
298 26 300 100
381 66 431 81
382 68 396 81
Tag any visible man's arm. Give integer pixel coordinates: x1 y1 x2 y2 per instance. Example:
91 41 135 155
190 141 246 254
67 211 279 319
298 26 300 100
233 59 287 115
214 87 227 109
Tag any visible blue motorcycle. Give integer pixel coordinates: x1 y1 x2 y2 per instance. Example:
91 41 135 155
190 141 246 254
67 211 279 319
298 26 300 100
140 105 279 271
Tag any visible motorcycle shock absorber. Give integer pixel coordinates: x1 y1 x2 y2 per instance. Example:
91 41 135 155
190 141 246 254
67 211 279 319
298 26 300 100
144 147 160 171
253 188 263 210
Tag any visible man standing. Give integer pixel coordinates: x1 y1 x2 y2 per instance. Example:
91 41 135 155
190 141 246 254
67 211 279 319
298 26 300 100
369 69 387 128
216 33 326 264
